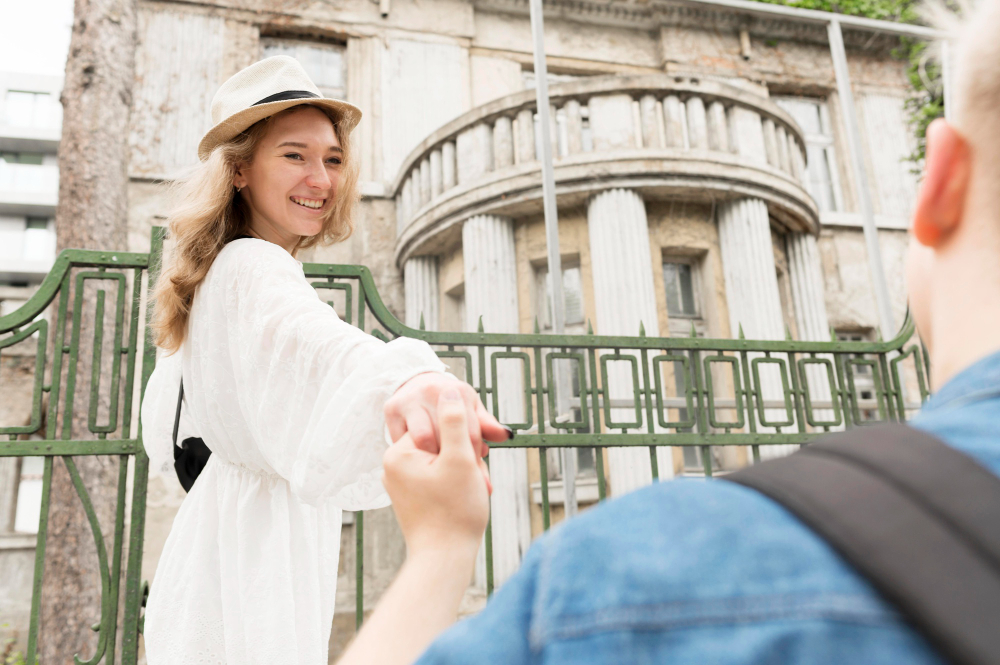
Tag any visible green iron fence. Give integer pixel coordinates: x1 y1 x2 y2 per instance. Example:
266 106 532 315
0 227 929 662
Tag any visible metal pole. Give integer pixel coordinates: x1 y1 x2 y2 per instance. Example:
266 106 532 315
676 0 941 39
529 0 577 517
827 17 897 339
941 40 953 121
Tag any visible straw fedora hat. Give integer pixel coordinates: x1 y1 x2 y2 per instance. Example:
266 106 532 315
198 55 361 161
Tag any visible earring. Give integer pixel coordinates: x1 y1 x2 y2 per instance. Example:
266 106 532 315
236 186 243 193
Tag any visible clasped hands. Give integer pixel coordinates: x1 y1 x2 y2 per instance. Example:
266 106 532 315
383 372 507 555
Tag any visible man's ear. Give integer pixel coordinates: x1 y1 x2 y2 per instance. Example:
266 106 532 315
911 118 971 248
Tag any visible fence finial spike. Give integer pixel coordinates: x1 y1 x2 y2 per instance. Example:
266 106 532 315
737 323 745 340
830 326 838 341
690 321 698 338
785 324 793 341
478 315 485 333
639 321 646 336
587 319 594 335
877 328 884 342
534 316 541 334
419 312 426 331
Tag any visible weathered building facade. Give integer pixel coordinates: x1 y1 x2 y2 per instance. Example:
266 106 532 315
0 0 920 660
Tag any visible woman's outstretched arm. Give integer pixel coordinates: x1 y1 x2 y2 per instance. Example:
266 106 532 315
336 389 491 665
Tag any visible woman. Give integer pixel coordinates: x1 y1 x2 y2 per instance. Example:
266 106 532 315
139 56 507 664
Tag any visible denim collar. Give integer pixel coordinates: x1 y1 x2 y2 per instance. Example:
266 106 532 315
920 349 1000 413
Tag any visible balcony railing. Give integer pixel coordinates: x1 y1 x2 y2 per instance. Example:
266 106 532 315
392 74 817 264
0 86 63 151
0 162 59 208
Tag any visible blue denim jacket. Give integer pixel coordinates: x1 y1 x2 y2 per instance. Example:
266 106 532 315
416 350 1000 665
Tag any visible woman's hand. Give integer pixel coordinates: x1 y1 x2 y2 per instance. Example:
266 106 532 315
382 388 491 556
385 371 511 457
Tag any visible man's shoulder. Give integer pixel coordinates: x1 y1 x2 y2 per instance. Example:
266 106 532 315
537 477 878 603
911 400 1000 477
418 469 945 665
526 476 910 653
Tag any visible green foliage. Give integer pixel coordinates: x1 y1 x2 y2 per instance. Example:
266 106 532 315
751 0 919 22
1 633 27 665
751 0 943 166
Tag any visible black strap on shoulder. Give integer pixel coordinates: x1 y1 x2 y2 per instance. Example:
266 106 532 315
172 379 184 449
724 425 1000 665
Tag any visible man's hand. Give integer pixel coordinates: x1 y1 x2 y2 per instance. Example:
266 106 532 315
382 389 492 555
337 391 491 665
384 372 511 456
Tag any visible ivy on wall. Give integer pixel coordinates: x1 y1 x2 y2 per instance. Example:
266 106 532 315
753 0 942 166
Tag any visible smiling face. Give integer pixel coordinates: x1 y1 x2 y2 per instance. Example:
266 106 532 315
233 106 343 252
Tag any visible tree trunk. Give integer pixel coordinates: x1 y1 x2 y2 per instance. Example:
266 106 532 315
40 0 137 663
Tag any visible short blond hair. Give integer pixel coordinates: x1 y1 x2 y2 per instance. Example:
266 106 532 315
928 0 1000 197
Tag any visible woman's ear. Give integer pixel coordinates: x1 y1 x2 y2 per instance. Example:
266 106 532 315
233 166 247 191
911 119 971 248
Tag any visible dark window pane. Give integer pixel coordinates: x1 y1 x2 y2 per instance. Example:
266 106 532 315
664 263 682 316
678 263 695 315
664 262 696 317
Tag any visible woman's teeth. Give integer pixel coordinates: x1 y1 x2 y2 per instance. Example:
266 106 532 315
291 197 324 209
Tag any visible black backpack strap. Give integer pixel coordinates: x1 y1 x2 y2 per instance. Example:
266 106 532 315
724 425 1000 665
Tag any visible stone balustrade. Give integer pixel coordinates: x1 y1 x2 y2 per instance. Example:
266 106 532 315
392 74 818 265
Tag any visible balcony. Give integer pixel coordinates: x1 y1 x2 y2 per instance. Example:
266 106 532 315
0 73 63 153
392 74 818 264
0 162 58 215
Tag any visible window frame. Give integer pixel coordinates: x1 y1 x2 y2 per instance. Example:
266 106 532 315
662 255 708 338
259 37 347 100
773 96 845 214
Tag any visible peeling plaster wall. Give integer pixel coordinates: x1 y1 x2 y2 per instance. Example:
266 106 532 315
130 9 259 179
819 227 910 334
380 38 472 181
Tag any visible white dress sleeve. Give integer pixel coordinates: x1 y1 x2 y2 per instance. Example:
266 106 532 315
219 241 446 508
140 349 183 479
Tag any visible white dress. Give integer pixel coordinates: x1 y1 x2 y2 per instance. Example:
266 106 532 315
139 238 445 664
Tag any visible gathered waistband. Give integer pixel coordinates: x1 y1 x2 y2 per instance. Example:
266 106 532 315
208 454 284 482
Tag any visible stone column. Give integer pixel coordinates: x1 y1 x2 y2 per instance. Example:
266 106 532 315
404 256 439 331
462 215 531 588
786 232 837 427
587 188 675 496
716 198 795 459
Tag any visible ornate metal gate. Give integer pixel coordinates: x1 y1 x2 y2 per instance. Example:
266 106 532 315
0 227 928 662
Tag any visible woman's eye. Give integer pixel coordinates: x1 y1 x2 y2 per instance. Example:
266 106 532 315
284 153 303 161
326 157 342 165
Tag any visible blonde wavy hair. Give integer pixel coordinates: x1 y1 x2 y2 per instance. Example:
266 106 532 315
152 106 360 352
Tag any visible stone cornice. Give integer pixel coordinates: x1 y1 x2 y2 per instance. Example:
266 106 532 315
473 0 903 51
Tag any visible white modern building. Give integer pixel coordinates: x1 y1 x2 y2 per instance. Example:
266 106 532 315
0 71 61 313
0 72 62 656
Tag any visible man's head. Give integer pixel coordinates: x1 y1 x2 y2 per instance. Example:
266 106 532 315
906 0 1000 388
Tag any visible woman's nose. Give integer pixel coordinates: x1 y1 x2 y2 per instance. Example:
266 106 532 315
304 160 332 191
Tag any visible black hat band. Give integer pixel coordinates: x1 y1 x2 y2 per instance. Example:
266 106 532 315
253 90 320 106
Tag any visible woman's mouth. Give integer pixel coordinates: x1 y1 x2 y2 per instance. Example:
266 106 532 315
290 196 326 210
